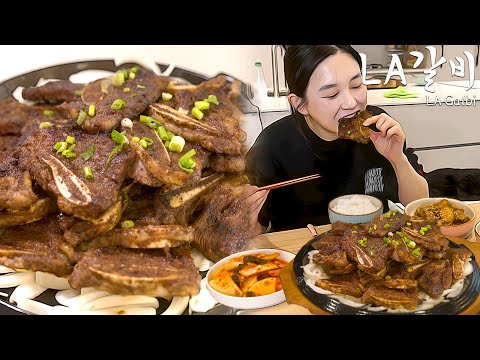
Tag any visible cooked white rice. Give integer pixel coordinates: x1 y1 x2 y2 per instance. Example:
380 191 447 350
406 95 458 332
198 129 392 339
332 195 377 215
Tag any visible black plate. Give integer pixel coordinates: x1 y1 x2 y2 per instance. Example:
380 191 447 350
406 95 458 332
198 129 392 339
293 234 480 315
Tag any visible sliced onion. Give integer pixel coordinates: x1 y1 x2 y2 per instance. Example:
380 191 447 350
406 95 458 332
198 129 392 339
55 289 81 306
9 282 47 304
190 248 214 272
35 271 71 290
0 265 15 274
59 290 111 309
0 271 35 288
16 298 52 315
162 296 189 315
81 287 98 295
79 306 157 315
80 295 159 311
189 277 217 313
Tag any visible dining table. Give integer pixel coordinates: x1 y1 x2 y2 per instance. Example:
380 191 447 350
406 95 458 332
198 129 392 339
240 201 480 315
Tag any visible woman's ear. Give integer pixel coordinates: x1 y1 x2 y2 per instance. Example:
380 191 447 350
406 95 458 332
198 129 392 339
288 94 308 115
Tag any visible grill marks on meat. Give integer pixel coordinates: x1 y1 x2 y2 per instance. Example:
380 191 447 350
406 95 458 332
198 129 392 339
57 69 170 133
69 246 201 297
312 215 474 309
0 216 73 276
0 197 58 228
337 109 372 144
22 80 84 104
17 127 136 219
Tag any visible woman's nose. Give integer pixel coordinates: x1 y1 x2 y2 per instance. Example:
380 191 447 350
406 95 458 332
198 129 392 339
342 91 357 109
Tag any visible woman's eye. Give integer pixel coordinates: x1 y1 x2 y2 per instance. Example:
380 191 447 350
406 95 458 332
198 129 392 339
352 83 363 89
324 93 338 99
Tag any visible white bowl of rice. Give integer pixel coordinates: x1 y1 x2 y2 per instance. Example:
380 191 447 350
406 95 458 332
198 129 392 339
328 194 383 224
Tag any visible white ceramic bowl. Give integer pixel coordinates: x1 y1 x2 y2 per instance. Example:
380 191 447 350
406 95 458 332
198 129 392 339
475 221 480 241
206 249 295 310
328 194 383 224
404 197 476 238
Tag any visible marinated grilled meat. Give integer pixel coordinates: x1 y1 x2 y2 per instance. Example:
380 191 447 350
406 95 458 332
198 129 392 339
171 75 246 143
0 135 18 152
0 97 40 136
361 287 419 310
416 260 453 298
311 232 352 271
62 195 123 247
0 216 73 276
343 231 392 274
192 175 252 262
78 225 194 250
22 80 84 104
315 272 364 298
368 278 417 289
57 68 170 133
0 197 58 228
0 153 38 211
446 247 473 279
149 104 243 155
17 127 136 219
367 211 410 237
400 224 449 252
154 173 224 226
208 153 245 173
390 233 425 264
337 109 372 144
331 221 362 235
129 122 210 186
69 246 201 297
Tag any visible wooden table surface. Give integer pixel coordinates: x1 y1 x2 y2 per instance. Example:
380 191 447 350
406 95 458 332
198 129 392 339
241 201 480 315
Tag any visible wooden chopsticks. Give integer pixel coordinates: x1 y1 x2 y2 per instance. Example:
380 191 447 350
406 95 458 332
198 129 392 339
258 174 321 191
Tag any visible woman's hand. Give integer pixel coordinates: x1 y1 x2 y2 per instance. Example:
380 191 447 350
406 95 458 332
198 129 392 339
363 113 406 164
243 184 270 236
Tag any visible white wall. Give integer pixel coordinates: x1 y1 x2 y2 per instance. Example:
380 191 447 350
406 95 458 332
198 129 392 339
0 45 276 88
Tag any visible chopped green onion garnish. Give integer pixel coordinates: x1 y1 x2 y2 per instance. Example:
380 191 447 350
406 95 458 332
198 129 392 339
39 122 53 129
105 130 126 168
67 144 76 152
140 115 161 129
81 144 95 161
137 85 146 89
207 94 219 105
74 89 82 97
54 141 67 152
162 92 173 101
123 87 131 93
111 99 126 110
164 140 170 148
132 136 140 142
419 229 425 235
191 107 203 120
385 276 391 280
63 151 77 159
194 100 210 111
166 131 175 141
412 248 421 257
169 136 185 152
112 71 126 87
179 149 196 173
121 69 128 79
407 241 416 249
373 224 377 230
157 126 169 141
88 104 96 117
77 110 87 126
167 81 174 88
83 166 93 180
139 137 153 149
131 93 138 99
43 110 54 117
121 220 135 229
121 118 133 128
130 67 138 74
129 72 136 80
383 223 390 229
139 139 148 148
66 136 75 144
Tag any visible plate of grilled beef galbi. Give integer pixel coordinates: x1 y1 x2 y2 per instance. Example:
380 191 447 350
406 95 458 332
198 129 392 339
293 210 480 315
0 60 260 315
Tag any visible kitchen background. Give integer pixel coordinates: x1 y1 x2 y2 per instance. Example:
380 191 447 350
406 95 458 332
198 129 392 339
1 45 480 193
